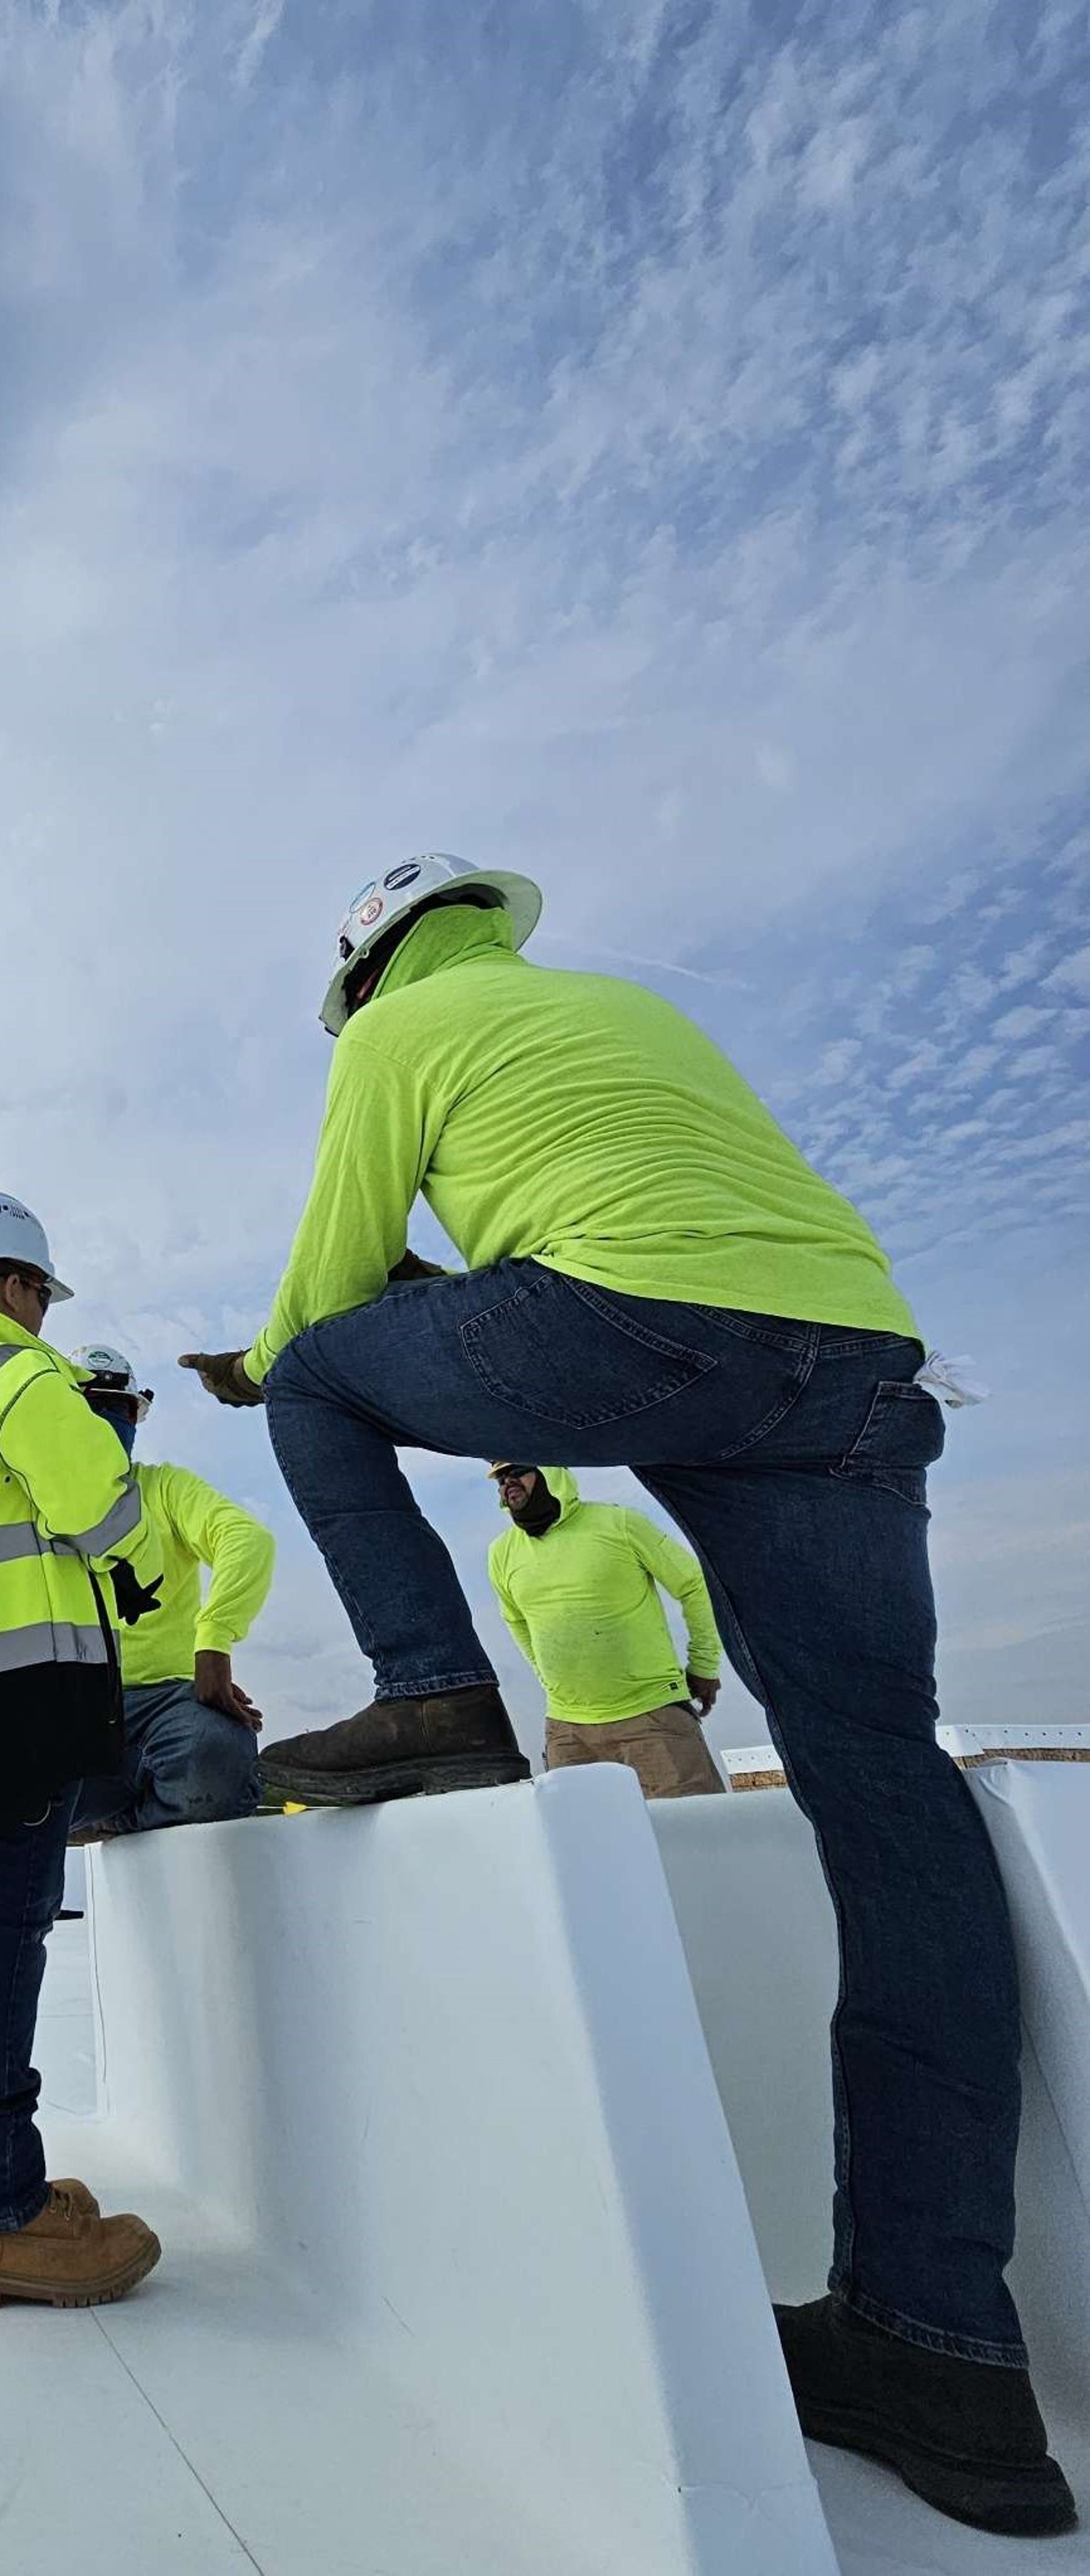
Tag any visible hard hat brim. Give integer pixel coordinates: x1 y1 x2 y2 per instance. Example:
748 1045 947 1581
47 1276 74 1303
320 869 542 1036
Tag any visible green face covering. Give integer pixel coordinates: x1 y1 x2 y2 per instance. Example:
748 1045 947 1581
370 901 515 1004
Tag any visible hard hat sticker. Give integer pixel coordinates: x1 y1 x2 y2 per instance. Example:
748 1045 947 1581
359 895 384 927
384 862 422 891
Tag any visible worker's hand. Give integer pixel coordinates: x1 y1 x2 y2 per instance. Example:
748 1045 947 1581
111 1564 164 1627
385 1251 447 1285
194 1649 263 1731
686 1672 720 1720
178 1350 265 1408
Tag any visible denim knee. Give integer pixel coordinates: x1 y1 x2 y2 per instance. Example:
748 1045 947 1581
190 1718 260 1814
153 1708 259 1822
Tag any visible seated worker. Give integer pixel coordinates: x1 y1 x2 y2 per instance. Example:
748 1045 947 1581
0 1194 161 2305
69 1345 274 1834
488 1464 724 1797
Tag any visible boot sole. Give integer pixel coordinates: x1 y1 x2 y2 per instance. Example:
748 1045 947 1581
0 2232 161 2310
259 1753 531 1807
793 2395 1078 2536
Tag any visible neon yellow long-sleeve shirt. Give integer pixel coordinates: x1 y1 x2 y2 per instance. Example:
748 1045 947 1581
488 1468 721 1725
245 905 916 1383
121 1461 275 1688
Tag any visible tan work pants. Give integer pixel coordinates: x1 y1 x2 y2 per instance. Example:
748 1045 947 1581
544 1703 726 1799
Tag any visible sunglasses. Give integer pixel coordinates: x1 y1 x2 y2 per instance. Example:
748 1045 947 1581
11 1269 52 1312
497 1465 536 1482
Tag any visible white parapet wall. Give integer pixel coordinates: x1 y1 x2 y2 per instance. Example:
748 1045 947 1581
81 1767 838 2576
970 1763 1090 2235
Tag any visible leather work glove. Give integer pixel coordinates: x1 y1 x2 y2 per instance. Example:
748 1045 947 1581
194 1649 263 1732
178 1350 265 1407
386 1250 447 1284
686 1671 721 1720
111 1563 164 1626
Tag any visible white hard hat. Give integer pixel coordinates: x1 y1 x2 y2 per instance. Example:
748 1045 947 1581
320 852 542 1036
0 1195 74 1302
70 1343 154 1421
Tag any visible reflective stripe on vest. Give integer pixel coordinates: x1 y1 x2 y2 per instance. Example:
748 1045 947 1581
65 1478 142 1557
0 1621 110 1672
0 1525 79 1565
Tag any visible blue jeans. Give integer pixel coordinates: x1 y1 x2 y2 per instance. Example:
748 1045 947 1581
72 1681 261 1834
0 1793 76 2230
266 1259 1025 2368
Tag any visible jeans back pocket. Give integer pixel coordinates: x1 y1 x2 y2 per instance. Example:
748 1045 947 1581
460 1269 716 1429
832 1378 946 1508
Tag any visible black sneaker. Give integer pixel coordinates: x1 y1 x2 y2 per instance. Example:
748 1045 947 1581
775 2295 1077 2536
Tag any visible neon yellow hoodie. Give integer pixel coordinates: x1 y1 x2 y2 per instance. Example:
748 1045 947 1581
121 1462 275 1688
245 905 916 1383
488 1467 721 1726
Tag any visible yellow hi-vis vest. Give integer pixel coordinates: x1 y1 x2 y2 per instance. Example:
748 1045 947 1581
0 1320 162 1678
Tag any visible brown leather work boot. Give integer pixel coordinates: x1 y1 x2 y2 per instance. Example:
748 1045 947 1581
0 2185 161 2308
259 1685 530 1806
51 2178 100 2217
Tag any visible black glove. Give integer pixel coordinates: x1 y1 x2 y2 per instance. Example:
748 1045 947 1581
386 1251 448 1284
110 1562 164 1626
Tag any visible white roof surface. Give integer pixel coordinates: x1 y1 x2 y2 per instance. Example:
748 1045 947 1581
16 1763 1090 2574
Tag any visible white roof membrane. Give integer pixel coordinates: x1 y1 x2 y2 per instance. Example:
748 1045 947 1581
18 1762 1090 2573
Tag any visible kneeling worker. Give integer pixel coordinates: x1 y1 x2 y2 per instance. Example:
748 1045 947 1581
0 1195 161 2305
488 1465 724 1796
70 1346 274 1835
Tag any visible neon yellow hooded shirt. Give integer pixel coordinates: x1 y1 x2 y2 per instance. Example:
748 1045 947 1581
121 1463 275 1688
245 904 916 1383
488 1468 721 1726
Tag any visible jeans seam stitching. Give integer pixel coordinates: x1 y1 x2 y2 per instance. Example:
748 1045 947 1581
460 1334 716 1429
837 2286 1028 2368
559 1275 723 1364
708 1323 821 1462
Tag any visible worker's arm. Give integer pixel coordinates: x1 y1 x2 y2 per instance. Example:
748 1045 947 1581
152 1464 274 1726
156 1463 275 1654
0 1360 162 1597
244 1029 435 1383
622 1510 722 1682
488 1546 538 1676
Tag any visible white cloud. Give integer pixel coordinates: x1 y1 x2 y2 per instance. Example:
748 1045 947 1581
0 0 1087 1721
991 1003 1055 1040
1004 1044 1064 1082
814 1038 863 1086
1046 943 1090 1001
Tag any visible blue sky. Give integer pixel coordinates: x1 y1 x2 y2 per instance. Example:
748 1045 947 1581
2 0 1087 1748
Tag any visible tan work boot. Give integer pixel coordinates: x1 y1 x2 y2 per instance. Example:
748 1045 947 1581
0 2185 160 2307
51 2177 100 2217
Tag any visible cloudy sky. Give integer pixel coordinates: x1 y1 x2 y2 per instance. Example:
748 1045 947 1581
3 0 1087 1753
